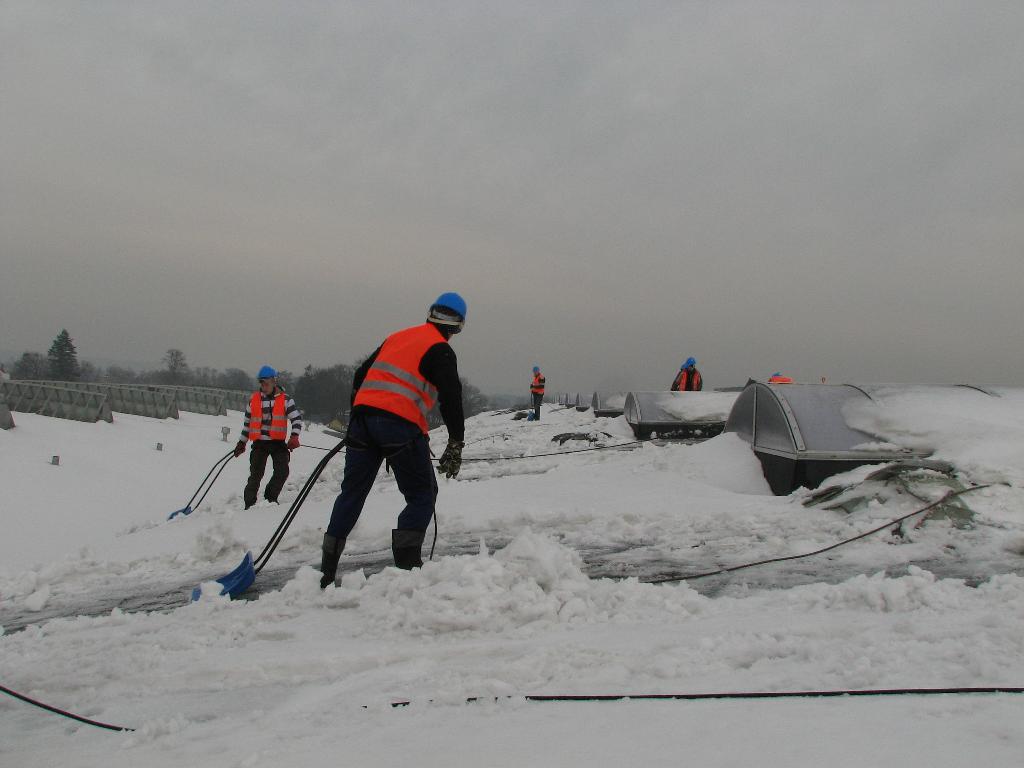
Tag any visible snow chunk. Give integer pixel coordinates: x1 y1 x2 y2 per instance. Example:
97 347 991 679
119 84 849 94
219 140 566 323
23 585 51 612
192 580 231 603
494 529 586 592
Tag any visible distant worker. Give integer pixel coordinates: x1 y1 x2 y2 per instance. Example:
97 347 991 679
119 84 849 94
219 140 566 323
320 292 467 588
233 366 303 509
0 364 9 383
670 357 703 392
529 365 546 421
768 372 794 384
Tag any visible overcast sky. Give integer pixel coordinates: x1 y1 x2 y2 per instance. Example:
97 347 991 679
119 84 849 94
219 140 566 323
2 1 1023 395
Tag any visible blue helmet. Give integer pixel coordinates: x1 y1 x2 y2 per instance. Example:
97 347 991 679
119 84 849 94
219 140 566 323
533 366 540 373
682 357 696 370
428 292 467 332
257 365 277 380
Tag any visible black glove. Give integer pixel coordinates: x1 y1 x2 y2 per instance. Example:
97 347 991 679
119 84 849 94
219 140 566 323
437 440 464 479
233 440 246 458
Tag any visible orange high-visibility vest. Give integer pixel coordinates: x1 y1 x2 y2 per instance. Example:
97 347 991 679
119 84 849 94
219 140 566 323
353 323 445 434
531 372 546 394
248 391 288 440
768 374 793 384
673 369 702 391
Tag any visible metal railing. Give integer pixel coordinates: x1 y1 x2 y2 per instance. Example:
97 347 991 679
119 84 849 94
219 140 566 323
160 386 248 412
30 381 180 419
0 391 14 429
0 381 113 423
19 381 226 416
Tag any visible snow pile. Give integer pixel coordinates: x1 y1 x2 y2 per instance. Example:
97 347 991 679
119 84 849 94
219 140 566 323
844 387 1024 485
332 531 704 637
664 432 772 495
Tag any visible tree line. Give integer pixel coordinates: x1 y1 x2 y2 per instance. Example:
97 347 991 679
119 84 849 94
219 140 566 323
4 329 492 423
5 331 259 391
289 361 491 425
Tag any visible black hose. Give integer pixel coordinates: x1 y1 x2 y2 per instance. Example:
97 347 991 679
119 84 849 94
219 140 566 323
0 683 134 732
253 440 345 573
388 686 1024 707
178 450 234 512
190 453 235 511
429 510 438 561
8 676 1018 734
300 443 336 452
645 485 993 585
457 439 648 464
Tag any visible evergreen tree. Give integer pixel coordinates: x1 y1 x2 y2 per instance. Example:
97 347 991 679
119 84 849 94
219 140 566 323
47 330 80 380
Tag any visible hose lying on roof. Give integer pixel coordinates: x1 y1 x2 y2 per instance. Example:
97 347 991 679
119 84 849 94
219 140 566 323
644 484 994 584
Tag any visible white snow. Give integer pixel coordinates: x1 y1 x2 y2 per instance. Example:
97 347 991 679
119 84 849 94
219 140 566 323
654 391 738 422
2 396 1024 766
844 386 1024 486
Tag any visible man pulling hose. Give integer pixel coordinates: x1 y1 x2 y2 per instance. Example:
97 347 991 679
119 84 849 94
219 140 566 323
320 293 467 587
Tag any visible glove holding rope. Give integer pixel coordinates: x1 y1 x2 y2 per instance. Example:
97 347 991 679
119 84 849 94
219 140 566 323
438 440 464 478
233 441 246 458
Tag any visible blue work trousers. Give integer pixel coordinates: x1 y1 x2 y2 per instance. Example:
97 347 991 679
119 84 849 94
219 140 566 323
326 412 438 538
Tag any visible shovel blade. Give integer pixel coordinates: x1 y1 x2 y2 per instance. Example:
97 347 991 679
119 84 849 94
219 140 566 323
167 504 193 521
190 551 256 601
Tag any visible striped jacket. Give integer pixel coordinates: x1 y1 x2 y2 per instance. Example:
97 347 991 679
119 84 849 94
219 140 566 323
240 389 303 441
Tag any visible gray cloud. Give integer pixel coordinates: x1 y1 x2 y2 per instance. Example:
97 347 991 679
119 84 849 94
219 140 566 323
3 1 1023 395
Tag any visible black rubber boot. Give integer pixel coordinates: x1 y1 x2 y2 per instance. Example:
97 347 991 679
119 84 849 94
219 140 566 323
319 533 346 588
392 529 426 570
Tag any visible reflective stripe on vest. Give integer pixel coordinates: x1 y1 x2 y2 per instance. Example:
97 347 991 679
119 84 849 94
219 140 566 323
531 373 545 394
248 391 288 440
353 323 445 433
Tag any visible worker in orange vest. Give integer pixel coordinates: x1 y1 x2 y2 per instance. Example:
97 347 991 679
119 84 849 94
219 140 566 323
320 293 467 587
233 366 303 509
768 372 794 384
529 366 546 421
670 357 703 391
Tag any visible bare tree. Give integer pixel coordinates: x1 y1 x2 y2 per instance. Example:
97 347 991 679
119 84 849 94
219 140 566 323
162 348 189 384
13 351 48 379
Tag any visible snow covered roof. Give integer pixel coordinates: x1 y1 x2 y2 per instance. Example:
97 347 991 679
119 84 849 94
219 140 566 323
624 391 738 439
626 391 736 425
724 381 996 460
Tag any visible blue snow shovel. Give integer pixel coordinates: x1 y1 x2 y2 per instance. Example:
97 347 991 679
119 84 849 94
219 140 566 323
168 449 236 520
190 439 345 601
190 551 255 601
